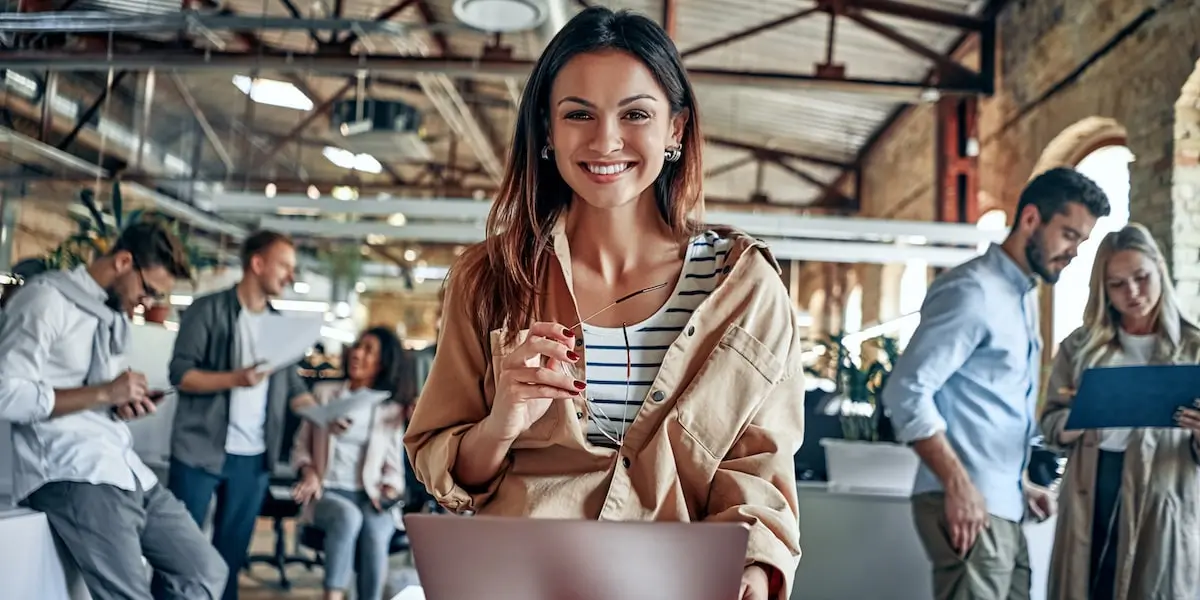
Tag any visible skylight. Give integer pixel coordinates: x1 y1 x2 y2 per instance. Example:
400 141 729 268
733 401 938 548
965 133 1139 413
322 146 383 174
232 75 314 111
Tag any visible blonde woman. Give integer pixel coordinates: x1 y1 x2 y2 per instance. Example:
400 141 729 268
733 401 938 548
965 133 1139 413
1040 223 1200 600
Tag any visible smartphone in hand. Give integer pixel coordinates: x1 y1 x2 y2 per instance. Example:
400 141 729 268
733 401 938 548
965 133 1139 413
147 388 177 403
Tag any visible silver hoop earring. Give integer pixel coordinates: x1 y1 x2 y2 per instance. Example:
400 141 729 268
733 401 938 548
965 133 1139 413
665 146 682 163
540 145 551 160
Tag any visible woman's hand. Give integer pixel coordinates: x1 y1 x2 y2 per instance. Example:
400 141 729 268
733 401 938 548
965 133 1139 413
480 321 583 443
371 483 401 511
739 564 771 600
1055 386 1084 446
291 469 322 504
329 417 352 436
1175 399 1200 435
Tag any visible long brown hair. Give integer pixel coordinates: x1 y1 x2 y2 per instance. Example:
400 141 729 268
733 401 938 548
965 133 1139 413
447 6 705 339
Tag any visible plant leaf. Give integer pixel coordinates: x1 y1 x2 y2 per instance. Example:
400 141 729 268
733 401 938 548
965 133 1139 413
112 180 124 229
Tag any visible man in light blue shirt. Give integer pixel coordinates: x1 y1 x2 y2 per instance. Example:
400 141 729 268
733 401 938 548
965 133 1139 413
882 168 1110 600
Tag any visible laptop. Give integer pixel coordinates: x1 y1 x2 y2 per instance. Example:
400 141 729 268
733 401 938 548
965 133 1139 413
404 514 751 600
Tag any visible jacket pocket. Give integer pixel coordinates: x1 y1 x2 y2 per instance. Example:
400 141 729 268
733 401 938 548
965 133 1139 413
675 324 781 462
489 328 562 445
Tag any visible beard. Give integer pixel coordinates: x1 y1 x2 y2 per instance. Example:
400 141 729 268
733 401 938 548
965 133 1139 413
1024 228 1064 284
104 286 128 315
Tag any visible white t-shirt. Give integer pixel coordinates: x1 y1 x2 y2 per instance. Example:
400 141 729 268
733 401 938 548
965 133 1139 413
226 308 270 455
323 398 376 491
1097 329 1158 452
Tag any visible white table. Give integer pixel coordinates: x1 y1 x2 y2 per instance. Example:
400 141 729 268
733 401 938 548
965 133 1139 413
0 507 91 600
792 482 1056 600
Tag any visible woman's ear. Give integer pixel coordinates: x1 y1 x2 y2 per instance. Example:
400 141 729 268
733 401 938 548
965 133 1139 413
670 108 690 146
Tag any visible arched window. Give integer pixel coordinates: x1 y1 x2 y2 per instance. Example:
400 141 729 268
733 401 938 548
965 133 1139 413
976 209 1008 253
844 285 863 334
899 260 928 315
1051 145 1133 347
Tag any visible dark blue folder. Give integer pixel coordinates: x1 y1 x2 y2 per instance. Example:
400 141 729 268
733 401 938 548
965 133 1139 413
1063 364 1200 430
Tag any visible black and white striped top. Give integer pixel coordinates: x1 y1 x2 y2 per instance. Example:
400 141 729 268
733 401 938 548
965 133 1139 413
582 230 732 447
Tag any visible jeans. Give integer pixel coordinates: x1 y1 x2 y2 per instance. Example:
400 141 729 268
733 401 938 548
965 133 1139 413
167 454 270 600
314 489 397 600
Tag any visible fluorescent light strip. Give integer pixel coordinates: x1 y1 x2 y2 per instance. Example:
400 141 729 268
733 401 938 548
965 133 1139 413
232 75 314 111
320 326 357 344
170 295 330 313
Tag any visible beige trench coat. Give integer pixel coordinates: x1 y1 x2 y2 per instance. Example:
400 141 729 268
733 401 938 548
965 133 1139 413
1039 322 1200 600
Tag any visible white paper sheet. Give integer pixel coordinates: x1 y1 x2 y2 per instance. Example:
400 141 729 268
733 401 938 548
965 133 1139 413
390 586 425 600
254 313 325 374
297 387 392 426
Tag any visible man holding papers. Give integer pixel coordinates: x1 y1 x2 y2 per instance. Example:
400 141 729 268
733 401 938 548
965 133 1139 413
166 230 317 600
882 168 1110 600
1039 224 1200 600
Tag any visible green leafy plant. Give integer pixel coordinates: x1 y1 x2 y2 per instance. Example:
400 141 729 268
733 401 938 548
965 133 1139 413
318 243 365 297
43 181 216 272
815 331 902 442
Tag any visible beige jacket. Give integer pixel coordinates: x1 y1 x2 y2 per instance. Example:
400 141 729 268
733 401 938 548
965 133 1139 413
1039 323 1200 600
292 381 408 528
403 224 806 599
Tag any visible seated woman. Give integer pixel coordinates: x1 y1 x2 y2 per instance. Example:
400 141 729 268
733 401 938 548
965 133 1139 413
1040 223 1200 600
291 327 408 600
403 6 805 600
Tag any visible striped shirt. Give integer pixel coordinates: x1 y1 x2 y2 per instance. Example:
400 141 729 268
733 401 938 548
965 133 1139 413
582 231 732 447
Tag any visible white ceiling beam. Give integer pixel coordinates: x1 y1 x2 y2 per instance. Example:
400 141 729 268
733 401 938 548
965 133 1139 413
207 193 489 220
256 217 486 244
761 238 980 267
255 217 981 266
218 193 1002 247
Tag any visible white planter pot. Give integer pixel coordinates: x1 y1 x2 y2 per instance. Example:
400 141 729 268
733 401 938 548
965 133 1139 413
820 438 919 495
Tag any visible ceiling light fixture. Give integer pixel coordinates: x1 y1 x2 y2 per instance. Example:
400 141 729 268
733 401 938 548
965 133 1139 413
231 75 314 111
452 0 547 32
322 146 383 174
331 185 359 201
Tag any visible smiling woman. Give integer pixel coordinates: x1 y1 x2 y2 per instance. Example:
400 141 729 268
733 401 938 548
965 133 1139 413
403 6 805 600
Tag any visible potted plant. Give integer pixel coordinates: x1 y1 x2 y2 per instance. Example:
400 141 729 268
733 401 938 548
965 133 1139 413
816 331 919 493
41 182 215 324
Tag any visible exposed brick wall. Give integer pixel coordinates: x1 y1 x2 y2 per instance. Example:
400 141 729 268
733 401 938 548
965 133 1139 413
1175 62 1200 317
859 105 936 222
858 0 1200 322
12 201 76 264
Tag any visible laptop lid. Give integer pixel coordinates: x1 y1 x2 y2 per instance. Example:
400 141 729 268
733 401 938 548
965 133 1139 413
405 514 751 600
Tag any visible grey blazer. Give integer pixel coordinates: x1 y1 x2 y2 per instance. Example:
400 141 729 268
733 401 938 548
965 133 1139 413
168 286 309 475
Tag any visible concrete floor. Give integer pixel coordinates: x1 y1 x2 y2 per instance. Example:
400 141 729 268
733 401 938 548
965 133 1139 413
237 518 413 600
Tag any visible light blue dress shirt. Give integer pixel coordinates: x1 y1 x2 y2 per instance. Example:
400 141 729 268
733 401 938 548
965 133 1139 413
882 243 1042 523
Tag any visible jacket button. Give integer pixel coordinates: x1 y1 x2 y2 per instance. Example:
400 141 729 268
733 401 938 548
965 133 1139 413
576 411 584 419
575 337 583 347
622 456 631 468
650 390 665 403
686 326 695 336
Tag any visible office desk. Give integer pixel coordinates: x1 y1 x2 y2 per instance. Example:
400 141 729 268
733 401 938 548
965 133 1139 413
0 506 91 600
792 482 1056 600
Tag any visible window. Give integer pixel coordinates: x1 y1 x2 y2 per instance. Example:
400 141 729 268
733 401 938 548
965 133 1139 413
977 209 1008 253
899 260 928 315
897 260 928 346
1051 145 1133 347
843 285 863 334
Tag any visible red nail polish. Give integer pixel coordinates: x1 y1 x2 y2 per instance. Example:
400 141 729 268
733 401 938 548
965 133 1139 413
573 380 586 390
566 351 580 361
563 328 574 337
